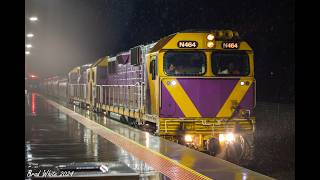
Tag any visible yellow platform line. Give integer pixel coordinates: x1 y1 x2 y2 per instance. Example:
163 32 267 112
42 96 212 180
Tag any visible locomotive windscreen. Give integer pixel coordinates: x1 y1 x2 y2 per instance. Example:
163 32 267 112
211 51 250 76
164 51 206 76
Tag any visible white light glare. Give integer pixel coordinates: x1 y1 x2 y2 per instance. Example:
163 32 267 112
27 33 34 38
171 80 177 86
240 81 245 86
29 16 38 21
25 51 30 55
207 41 214 48
219 133 235 142
26 44 32 48
207 34 215 41
226 133 235 142
184 135 193 142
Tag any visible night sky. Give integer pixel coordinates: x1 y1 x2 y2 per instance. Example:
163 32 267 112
25 0 294 103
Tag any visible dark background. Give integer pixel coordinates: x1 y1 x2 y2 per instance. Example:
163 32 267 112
25 0 294 103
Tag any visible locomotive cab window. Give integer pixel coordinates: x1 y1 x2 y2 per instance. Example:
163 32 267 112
150 55 157 80
164 51 206 76
211 51 250 76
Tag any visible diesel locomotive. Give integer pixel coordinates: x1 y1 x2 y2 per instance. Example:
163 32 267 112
42 30 256 164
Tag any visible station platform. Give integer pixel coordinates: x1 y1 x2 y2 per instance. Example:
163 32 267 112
41 94 274 180
25 93 162 179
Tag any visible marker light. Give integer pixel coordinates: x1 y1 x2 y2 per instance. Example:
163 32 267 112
233 31 240 38
167 80 177 86
225 30 234 39
219 133 235 143
171 80 177 86
207 41 214 48
207 34 215 41
240 81 245 86
184 135 193 143
217 31 224 38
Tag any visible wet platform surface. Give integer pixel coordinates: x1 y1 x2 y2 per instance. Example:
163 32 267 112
34 93 273 180
25 92 166 179
26 92 293 179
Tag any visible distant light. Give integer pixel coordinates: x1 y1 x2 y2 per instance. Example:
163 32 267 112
29 74 37 79
29 16 38 22
26 44 32 48
26 33 34 38
25 51 30 55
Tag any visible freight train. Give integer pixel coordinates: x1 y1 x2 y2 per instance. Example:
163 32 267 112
42 30 256 164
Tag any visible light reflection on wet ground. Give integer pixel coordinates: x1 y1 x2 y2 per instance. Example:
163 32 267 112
25 93 168 179
26 92 294 180
63 97 294 180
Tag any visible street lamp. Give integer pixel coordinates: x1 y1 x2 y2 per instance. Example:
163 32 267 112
26 33 34 38
26 44 32 48
29 16 38 22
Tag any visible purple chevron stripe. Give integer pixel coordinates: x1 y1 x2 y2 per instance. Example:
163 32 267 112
159 82 185 118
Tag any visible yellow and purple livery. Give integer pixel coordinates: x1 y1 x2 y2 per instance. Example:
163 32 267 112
44 29 256 163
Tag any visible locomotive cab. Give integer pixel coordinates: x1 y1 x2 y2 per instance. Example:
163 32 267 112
146 30 256 163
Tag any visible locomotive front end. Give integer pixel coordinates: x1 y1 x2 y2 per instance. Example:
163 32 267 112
155 30 256 163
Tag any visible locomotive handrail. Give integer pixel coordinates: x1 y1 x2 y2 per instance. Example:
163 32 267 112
254 79 257 109
96 83 144 110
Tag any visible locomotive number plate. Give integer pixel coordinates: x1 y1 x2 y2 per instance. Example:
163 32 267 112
178 41 198 48
222 42 240 49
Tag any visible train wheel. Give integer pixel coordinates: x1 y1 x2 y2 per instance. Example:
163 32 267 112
128 117 138 128
207 138 220 156
226 135 251 165
120 116 128 124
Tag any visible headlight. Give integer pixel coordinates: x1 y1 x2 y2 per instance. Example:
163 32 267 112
207 41 214 48
219 133 235 143
226 133 235 142
219 134 225 142
207 34 215 41
184 135 193 143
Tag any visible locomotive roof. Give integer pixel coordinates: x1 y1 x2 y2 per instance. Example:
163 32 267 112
148 29 242 53
92 56 108 67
